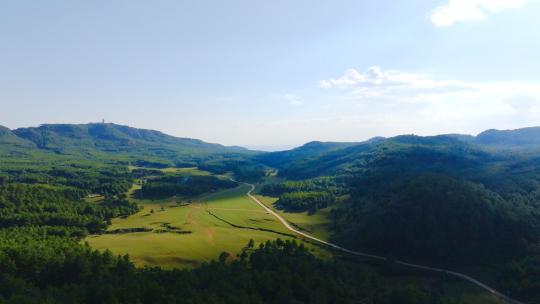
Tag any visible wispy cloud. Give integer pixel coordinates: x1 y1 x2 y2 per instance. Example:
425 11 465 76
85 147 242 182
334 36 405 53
430 0 526 27
319 66 540 130
319 66 468 90
318 66 474 102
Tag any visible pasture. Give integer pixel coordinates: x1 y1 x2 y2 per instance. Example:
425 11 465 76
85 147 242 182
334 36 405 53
253 192 333 241
85 179 326 268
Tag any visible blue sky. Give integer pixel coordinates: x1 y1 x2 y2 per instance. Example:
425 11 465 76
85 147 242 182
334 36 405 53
1 0 539 149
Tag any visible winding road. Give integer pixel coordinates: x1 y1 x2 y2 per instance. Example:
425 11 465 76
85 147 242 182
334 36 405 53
233 180 525 304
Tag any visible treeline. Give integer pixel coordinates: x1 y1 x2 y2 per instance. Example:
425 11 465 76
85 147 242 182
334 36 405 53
276 192 337 213
131 168 164 178
140 174 236 198
261 177 344 196
0 238 469 304
198 157 267 182
0 183 139 236
0 164 132 198
261 177 345 213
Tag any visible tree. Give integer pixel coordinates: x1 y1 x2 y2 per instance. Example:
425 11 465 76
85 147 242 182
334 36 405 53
218 251 230 263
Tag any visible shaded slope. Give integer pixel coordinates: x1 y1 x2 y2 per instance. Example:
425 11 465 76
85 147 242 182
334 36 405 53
474 127 540 147
271 135 492 180
334 174 537 264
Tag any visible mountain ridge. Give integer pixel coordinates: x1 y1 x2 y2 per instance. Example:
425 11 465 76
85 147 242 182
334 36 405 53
1 123 254 165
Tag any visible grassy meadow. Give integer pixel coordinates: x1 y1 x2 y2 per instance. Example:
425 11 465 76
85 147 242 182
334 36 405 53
85 168 330 268
253 193 333 241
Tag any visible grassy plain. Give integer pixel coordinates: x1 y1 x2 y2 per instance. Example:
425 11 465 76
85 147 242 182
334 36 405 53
85 170 324 268
253 193 333 241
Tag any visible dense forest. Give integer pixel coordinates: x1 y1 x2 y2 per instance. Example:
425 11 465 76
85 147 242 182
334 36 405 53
139 174 237 198
1 238 466 304
261 177 346 213
198 157 268 182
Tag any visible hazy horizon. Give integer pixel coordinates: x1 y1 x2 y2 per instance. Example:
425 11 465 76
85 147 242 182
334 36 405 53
3 120 539 151
2 0 539 147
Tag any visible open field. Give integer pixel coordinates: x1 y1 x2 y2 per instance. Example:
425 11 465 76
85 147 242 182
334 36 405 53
253 192 333 241
85 179 326 268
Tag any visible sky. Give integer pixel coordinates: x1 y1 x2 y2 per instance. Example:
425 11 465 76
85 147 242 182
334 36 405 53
1 0 540 150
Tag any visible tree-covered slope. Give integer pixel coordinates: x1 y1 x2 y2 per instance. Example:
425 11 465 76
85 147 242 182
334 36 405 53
261 132 540 270
254 141 359 170
333 174 538 264
474 127 540 147
12 123 249 156
262 135 492 180
0 126 33 146
0 126 37 156
0 123 257 166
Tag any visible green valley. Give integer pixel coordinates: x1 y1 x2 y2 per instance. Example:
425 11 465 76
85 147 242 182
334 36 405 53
86 177 317 268
1 123 540 303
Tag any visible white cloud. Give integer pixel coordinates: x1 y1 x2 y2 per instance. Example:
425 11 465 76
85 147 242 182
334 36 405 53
320 66 540 101
430 0 526 27
319 66 540 131
318 66 474 102
319 66 467 90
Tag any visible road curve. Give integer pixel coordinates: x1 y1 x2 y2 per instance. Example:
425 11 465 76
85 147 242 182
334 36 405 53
233 180 525 304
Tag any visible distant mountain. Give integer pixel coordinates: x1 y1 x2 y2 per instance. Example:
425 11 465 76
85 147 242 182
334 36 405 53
444 133 475 143
259 135 488 180
254 141 359 169
445 127 540 149
473 127 540 147
2 123 253 165
260 127 540 179
0 126 37 157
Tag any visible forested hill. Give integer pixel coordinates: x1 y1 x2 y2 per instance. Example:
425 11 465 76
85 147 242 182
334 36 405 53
0 125 35 149
473 127 540 147
254 140 359 169
258 127 540 303
1 123 254 165
258 134 489 180
258 127 540 180
444 126 540 148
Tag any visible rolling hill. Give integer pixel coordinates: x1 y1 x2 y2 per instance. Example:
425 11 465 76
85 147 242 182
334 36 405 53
258 134 493 180
1 123 254 166
257 128 540 276
254 140 359 169
0 125 35 148
474 127 540 147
